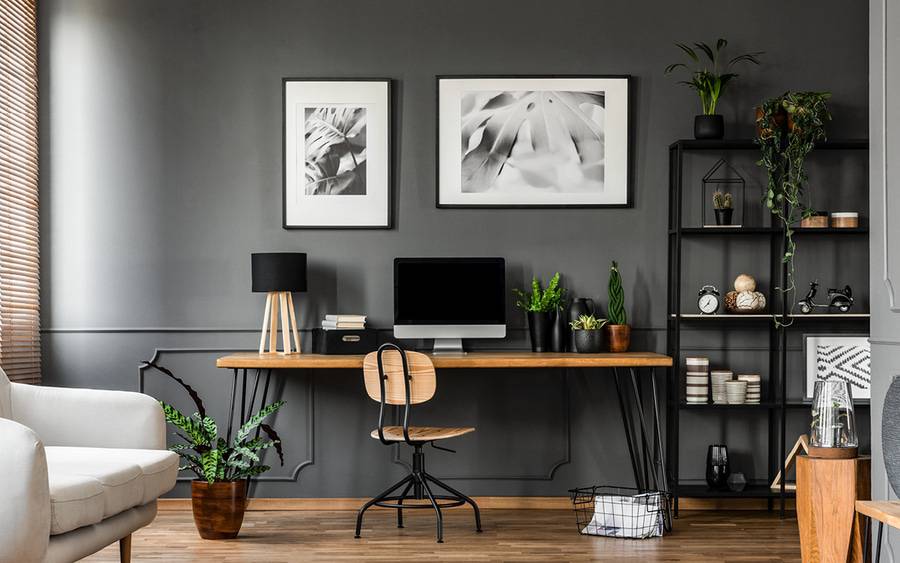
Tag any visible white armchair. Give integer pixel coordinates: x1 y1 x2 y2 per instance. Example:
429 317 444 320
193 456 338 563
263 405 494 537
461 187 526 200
0 368 178 563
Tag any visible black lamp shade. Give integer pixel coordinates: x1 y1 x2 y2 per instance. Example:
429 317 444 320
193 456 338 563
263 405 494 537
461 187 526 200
251 253 307 292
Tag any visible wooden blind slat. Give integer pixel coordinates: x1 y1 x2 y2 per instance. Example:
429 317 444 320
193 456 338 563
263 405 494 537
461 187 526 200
0 0 40 384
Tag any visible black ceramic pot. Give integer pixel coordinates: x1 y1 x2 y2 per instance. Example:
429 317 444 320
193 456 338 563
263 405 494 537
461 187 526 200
694 115 725 140
527 311 551 353
568 298 595 352
714 208 734 226
573 330 603 353
706 444 730 489
550 308 567 353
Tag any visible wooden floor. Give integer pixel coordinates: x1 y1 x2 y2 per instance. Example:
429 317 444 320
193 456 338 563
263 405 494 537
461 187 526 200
84 509 801 562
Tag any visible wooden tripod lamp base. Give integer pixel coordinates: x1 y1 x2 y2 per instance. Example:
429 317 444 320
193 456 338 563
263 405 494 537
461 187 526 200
259 291 301 355
251 252 307 355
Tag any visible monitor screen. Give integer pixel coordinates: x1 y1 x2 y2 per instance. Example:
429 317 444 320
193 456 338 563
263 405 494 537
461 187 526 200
394 258 506 325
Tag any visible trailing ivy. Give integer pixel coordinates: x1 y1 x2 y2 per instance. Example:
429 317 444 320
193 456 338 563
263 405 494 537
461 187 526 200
756 91 831 326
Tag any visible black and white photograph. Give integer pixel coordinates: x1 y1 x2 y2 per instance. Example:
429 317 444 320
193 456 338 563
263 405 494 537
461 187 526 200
437 76 631 207
304 106 367 196
804 334 871 399
284 79 390 228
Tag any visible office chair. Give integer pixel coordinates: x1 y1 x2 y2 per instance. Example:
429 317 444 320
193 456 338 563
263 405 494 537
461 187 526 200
355 343 482 543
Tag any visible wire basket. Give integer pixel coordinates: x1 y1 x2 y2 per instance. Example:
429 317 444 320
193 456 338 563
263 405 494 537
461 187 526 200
569 486 673 539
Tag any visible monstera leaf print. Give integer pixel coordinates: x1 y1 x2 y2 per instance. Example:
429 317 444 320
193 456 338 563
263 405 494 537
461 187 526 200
304 106 367 195
460 91 605 193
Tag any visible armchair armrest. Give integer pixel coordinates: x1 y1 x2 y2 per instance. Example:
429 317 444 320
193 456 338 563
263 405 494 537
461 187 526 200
0 418 50 563
10 383 166 450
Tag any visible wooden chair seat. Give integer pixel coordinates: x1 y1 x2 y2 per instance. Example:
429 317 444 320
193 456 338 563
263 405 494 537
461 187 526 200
370 426 475 442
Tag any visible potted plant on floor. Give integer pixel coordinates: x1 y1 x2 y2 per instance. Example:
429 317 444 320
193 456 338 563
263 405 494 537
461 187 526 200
756 91 831 325
606 261 631 352
713 191 734 225
514 272 565 352
665 39 762 139
144 362 286 540
570 314 608 353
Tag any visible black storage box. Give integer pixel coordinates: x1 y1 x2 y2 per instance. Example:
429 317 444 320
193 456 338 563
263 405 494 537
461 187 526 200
312 328 377 355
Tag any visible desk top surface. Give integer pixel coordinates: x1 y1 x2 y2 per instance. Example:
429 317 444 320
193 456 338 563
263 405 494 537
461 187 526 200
856 500 900 528
216 351 673 369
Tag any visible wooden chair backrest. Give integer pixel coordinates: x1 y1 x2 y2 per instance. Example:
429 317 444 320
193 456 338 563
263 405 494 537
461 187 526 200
363 348 436 405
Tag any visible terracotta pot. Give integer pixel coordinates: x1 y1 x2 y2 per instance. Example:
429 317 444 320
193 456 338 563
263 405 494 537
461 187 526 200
605 324 631 353
191 480 248 539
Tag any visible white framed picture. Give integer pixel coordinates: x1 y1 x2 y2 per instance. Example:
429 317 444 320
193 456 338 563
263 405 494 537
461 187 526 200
437 75 632 208
283 78 391 228
804 334 871 399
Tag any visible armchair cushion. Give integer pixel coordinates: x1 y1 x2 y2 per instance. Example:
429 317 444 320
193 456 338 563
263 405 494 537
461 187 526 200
47 473 105 535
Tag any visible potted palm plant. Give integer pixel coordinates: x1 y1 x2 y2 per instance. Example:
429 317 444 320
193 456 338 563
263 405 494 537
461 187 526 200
665 39 762 139
606 261 631 352
570 314 608 353
514 273 565 352
143 361 285 540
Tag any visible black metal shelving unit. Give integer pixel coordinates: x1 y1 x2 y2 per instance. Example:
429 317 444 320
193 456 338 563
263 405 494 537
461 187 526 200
665 138 870 516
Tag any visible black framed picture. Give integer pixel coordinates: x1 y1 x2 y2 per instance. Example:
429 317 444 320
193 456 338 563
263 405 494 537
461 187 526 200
283 78 391 229
436 75 633 208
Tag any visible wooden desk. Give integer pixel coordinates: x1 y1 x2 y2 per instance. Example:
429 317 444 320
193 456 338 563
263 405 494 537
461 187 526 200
856 500 900 563
214 351 673 494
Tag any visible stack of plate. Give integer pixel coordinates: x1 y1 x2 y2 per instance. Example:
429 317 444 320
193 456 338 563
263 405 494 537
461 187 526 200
685 357 709 404
710 370 733 404
725 380 748 404
737 374 761 404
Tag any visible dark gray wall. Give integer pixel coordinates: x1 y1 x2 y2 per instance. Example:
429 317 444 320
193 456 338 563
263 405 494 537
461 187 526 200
38 0 869 498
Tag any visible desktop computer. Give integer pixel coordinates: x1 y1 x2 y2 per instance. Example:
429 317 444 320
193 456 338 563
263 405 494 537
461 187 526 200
393 257 506 354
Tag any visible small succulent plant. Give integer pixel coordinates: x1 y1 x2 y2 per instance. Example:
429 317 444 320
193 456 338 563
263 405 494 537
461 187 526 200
569 314 608 331
713 191 733 210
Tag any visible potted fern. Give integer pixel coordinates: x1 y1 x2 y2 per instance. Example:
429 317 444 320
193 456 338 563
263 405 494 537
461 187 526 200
570 314 608 354
606 261 631 352
514 273 565 352
665 39 762 139
143 361 285 540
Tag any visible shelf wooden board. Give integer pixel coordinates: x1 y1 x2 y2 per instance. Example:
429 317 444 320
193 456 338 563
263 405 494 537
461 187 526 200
671 313 870 319
216 351 673 370
669 138 869 151
672 227 868 236
856 500 900 529
679 402 775 410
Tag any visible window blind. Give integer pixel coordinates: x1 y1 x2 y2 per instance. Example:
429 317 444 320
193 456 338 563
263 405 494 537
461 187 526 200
0 0 40 384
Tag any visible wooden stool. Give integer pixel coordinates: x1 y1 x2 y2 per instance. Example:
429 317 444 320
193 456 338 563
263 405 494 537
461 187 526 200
797 455 871 562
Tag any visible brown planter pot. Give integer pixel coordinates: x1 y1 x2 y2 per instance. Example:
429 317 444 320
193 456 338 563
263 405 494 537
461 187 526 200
755 106 794 137
191 480 248 540
606 324 631 353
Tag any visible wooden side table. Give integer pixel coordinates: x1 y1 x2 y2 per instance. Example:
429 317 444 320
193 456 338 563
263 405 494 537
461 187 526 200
797 455 871 563
855 500 900 563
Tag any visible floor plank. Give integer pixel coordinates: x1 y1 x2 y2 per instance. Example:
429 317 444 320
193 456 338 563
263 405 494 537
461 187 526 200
83 509 801 562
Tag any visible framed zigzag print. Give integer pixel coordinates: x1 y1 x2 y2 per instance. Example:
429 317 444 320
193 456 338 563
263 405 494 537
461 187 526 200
804 334 871 400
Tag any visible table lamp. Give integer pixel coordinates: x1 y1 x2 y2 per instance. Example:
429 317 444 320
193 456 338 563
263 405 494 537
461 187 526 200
252 252 307 354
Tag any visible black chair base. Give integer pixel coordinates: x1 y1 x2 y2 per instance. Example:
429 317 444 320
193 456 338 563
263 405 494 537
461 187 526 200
354 444 482 543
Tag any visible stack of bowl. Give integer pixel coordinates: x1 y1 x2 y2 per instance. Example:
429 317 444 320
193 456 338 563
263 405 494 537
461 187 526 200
710 370 733 404
737 374 761 404
685 357 709 404
725 380 748 404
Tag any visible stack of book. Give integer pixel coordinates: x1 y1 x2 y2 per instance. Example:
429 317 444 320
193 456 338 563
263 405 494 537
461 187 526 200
321 314 366 330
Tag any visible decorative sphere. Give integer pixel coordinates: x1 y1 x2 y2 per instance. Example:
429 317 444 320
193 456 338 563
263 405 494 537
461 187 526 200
735 291 766 311
734 274 757 292
724 291 738 312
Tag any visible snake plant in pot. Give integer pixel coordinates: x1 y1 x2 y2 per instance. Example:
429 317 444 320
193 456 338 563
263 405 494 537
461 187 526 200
143 361 286 539
665 39 762 139
514 273 566 352
606 261 631 352
756 91 831 325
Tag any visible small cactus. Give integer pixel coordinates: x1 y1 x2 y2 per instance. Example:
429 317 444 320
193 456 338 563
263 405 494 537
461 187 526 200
608 261 627 326
713 191 733 210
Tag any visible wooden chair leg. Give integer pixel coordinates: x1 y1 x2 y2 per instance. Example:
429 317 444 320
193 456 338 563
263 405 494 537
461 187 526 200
119 534 132 563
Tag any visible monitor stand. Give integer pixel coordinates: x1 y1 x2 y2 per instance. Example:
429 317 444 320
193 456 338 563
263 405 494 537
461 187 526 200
432 338 466 355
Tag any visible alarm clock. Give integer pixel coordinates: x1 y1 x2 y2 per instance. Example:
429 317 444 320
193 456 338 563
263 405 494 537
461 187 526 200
698 285 720 315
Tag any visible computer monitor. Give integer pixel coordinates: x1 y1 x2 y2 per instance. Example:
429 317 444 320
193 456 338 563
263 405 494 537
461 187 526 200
394 257 506 354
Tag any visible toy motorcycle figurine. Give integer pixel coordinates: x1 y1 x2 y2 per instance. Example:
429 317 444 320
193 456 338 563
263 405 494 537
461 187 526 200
797 281 853 314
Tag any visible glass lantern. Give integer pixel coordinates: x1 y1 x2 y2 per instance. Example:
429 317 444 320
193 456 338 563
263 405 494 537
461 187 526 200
809 380 859 459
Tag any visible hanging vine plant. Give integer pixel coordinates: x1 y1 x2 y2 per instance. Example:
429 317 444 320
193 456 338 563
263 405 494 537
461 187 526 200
755 91 831 326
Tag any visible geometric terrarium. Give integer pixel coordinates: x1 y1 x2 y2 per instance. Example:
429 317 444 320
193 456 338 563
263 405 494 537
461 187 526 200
701 159 745 228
